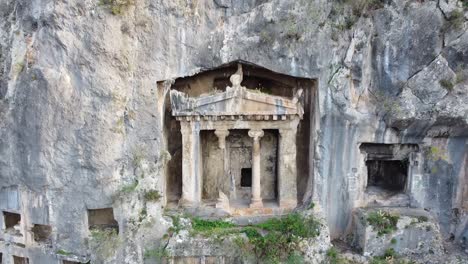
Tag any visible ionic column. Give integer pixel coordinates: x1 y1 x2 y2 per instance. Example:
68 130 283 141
179 121 202 207
278 127 298 208
248 129 264 208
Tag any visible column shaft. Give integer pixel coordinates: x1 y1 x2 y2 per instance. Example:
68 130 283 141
278 128 298 208
248 130 264 208
180 121 202 207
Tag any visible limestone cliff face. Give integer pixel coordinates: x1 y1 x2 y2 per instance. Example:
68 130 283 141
0 0 467 263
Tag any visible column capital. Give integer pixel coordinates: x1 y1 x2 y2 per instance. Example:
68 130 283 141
180 121 200 135
248 129 264 139
214 129 230 149
278 128 297 136
214 129 229 138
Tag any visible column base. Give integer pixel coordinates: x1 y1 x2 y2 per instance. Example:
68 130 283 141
250 198 263 208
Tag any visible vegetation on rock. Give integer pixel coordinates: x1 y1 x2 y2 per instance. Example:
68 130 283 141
89 228 121 261
370 248 415 264
439 79 454 91
99 0 134 15
367 210 399 236
144 189 161 201
189 213 321 263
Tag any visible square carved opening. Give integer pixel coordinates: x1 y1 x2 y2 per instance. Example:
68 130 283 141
241 168 252 187
3 211 21 235
87 208 118 233
32 224 52 243
13 256 29 264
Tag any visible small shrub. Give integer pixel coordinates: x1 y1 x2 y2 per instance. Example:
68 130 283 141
367 210 399 236
370 248 400 264
391 238 397 244
448 10 465 30
456 69 468 84
144 190 162 202
89 229 121 260
417 216 428 222
120 181 138 193
326 247 339 258
144 246 168 260
168 215 182 235
99 0 134 15
439 79 454 91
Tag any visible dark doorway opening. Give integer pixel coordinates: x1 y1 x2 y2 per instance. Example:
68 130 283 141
366 160 408 192
241 168 252 187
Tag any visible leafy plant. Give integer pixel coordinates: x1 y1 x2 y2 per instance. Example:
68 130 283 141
191 217 236 233
99 0 134 15
456 69 468 84
370 248 415 264
144 246 168 260
448 10 465 30
120 181 138 193
367 210 399 236
144 189 162 202
417 216 428 222
439 79 454 91
240 213 321 263
89 228 121 260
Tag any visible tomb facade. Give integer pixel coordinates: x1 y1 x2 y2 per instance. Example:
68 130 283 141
167 63 310 214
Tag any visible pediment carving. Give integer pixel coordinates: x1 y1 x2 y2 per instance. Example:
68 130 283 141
170 64 304 118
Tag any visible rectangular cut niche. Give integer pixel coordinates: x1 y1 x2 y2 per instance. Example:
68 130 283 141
366 160 408 192
13 256 29 264
31 224 52 243
360 143 419 195
87 208 118 233
3 211 21 235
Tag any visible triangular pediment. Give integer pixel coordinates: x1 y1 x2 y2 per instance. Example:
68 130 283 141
170 87 300 117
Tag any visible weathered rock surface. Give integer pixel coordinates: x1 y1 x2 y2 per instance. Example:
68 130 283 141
0 0 467 263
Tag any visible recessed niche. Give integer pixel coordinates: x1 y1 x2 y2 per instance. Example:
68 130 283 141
13 256 29 264
3 211 21 235
241 168 252 187
360 143 418 194
87 208 118 233
366 160 408 192
31 224 52 243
